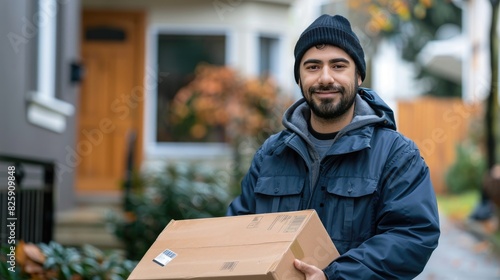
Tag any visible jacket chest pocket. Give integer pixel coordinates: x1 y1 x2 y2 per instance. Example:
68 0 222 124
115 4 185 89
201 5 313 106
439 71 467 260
254 176 305 213
323 177 377 249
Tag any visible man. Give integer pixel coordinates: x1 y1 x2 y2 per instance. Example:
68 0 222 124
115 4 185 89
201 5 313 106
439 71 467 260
227 14 440 279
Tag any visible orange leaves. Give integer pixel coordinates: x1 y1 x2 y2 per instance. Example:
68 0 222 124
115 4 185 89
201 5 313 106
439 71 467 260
419 0 433 8
14 241 47 278
365 6 394 35
347 0 434 35
390 0 411 20
169 64 291 142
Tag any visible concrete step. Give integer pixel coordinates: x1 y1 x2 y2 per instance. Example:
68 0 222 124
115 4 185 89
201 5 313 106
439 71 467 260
54 193 125 250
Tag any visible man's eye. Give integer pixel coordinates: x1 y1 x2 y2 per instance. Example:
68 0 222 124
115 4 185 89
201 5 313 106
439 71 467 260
307 65 319 70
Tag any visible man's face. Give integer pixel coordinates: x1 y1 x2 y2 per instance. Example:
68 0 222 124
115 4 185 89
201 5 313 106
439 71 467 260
299 45 362 120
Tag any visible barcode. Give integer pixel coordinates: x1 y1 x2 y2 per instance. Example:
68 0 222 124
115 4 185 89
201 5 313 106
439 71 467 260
247 216 262 228
268 214 288 230
284 215 306 232
163 249 177 259
220 261 238 271
153 249 177 266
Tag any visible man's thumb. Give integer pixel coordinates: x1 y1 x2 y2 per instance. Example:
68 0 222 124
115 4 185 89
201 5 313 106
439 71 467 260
294 259 307 272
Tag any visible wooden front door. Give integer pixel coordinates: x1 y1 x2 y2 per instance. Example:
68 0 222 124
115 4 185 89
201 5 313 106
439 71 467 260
76 10 145 193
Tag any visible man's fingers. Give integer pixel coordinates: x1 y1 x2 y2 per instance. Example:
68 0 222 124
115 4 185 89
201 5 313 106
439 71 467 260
294 259 327 280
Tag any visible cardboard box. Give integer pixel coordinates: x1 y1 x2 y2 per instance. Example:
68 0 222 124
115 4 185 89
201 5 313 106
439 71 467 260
128 210 338 280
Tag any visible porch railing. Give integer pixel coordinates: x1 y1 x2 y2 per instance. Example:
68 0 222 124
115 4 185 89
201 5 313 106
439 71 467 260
0 154 55 244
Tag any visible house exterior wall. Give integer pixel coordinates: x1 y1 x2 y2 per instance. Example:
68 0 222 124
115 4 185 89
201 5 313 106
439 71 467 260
0 0 81 211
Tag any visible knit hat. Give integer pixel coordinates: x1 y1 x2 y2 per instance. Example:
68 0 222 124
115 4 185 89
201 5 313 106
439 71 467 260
294 14 366 83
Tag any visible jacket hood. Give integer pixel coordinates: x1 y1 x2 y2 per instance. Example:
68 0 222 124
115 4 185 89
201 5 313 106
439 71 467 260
282 87 397 140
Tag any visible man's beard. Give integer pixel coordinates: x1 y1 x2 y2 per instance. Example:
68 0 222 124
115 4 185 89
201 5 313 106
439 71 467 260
302 82 358 120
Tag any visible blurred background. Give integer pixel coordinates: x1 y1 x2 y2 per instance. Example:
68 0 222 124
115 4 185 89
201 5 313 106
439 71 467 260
0 0 499 278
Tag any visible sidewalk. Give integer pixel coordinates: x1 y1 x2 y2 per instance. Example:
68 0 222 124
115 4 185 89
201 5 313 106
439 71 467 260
415 215 500 280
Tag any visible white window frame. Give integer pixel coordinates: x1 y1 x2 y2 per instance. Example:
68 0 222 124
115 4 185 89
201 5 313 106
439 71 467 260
144 25 236 160
27 0 75 133
257 33 282 80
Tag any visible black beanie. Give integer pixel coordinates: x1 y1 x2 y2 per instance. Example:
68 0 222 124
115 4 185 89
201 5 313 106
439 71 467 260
293 14 366 83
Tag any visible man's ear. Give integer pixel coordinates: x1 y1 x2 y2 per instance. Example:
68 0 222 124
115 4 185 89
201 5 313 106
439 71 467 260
357 72 362 86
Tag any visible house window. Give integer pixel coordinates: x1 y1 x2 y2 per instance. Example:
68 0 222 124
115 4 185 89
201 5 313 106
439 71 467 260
27 0 75 133
155 34 226 143
258 36 279 79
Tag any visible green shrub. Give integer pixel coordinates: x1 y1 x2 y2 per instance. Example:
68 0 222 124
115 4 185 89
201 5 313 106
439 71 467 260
0 242 136 280
108 163 231 260
445 143 486 194
41 242 136 280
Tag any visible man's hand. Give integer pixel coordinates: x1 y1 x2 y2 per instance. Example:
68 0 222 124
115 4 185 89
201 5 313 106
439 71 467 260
294 259 327 280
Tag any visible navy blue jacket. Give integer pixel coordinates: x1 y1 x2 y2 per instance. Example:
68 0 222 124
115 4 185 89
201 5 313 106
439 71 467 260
227 88 440 279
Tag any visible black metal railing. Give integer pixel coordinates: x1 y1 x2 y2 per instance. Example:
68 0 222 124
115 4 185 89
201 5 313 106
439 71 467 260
0 154 55 245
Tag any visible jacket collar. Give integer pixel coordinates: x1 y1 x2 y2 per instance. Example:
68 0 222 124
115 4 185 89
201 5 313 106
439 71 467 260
278 87 395 157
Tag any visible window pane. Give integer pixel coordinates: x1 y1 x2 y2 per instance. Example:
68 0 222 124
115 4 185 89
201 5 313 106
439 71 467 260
156 34 226 142
259 36 279 79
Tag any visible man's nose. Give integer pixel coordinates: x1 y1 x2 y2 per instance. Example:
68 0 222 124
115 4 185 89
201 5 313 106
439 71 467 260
318 67 334 85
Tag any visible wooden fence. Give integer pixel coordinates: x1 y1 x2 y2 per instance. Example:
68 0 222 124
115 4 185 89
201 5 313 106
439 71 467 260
397 97 482 194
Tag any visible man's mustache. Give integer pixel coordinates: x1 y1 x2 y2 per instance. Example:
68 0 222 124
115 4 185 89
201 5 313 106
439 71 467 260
309 85 345 94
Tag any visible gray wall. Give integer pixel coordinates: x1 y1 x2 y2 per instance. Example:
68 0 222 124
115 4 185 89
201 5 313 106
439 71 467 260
0 0 81 211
